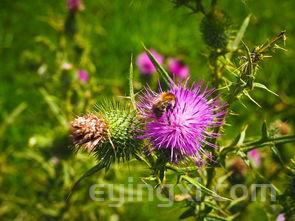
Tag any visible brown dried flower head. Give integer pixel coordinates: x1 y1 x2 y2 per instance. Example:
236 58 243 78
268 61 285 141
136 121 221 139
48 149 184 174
70 114 108 152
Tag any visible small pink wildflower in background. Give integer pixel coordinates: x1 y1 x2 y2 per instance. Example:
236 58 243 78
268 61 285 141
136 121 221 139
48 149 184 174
276 213 285 221
77 70 89 83
167 58 189 79
247 149 261 167
67 0 84 12
136 50 164 75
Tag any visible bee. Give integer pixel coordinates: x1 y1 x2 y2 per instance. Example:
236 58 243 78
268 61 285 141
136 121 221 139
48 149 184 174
152 92 176 118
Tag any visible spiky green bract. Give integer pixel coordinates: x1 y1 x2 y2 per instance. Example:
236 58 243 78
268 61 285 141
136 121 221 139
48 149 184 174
200 9 231 51
93 100 142 167
67 101 142 201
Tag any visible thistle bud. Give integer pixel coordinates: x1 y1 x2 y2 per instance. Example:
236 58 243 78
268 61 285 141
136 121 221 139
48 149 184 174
200 9 231 51
70 101 142 165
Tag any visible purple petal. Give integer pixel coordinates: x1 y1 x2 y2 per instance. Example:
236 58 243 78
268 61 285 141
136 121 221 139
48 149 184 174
247 149 261 167
136 50 164 75
168 58 190 79
137 82 226 162
78 70 89 83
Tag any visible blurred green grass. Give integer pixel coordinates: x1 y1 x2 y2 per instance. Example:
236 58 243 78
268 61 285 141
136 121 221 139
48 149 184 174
0 0 295 220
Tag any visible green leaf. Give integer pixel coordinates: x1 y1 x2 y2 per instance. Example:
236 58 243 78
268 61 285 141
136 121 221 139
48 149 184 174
270 144 284 164
179 206 195 220
205 215 232 221
237 150 251 167
66 161 107 201
159 167 165 182
40 88 68 128
241 41 253 76
260 121 269 140
220 126 248 163
16 151 55 178
142 43 173 86
237 125 248 146
36 203 59 216
243 90 261 107
273 43 287 51
226 197 247 210
141 175 157 182
229 15 251 51
181 175 231 201
253 82 279 96
229 125 248 148
204 201 229 215
129 54 136 109
252 170 281 195
0 102 27 138
241 203 268 221
134 152 152 167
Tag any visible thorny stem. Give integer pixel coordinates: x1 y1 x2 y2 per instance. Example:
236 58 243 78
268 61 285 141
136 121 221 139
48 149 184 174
202 31 288 217
226 31 286 105
220 134 295 157
166 164 199 173
255 31 286 54
212 31 287 146
210 53 223 89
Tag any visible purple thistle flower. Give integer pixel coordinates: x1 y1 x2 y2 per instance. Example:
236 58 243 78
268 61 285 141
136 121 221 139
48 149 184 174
77 70 89 83
247 149 261 167
167 58 190 79
137 82 226 162
136 50 164 75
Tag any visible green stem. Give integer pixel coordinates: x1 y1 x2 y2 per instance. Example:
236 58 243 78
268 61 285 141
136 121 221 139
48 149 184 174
196 0 206 14
241 135 295 152
206 166 215 188
166 164 199 173
220 134 295 157
256 31 286 54
211 0 218 10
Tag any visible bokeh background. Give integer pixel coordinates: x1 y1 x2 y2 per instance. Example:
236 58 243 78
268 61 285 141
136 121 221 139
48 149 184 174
0 0 294 220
